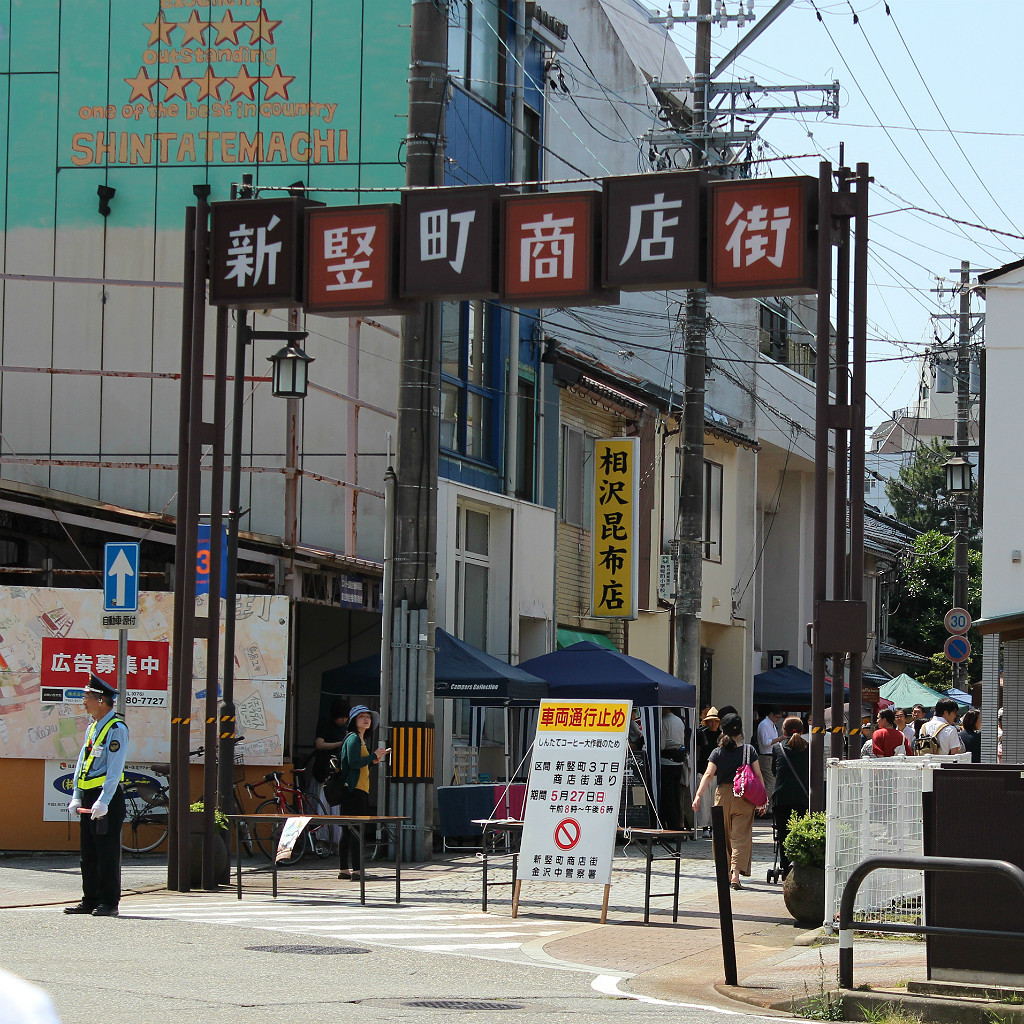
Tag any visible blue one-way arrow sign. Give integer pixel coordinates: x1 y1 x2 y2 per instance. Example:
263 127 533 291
104 542 140 613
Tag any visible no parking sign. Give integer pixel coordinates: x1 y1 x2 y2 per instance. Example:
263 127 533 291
518 699 631 886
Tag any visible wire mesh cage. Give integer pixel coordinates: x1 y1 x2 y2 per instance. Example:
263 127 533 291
824 754 969 931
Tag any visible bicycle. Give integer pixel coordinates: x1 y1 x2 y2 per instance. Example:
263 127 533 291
246 769 332 863
120 740 253 856
121 769 171 855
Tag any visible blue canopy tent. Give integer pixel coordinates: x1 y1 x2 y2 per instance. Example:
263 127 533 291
519 641 696 829
320 629 547 701
753 664 846 707
520 641 695 707
320 630 547 785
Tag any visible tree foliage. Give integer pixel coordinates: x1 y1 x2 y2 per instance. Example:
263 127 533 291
887 530 982 684
884 438 979 539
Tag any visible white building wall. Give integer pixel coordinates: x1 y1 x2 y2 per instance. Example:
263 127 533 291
981 265 1024 619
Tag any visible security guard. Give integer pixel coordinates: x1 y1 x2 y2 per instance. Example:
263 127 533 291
64 675 129 917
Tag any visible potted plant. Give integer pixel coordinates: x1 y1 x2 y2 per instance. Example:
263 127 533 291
782 811 827 925
188 801 231 886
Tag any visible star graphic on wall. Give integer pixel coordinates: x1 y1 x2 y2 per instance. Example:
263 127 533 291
143 13 175 46
161 66 191 102
227 65 259 101
195 68 226 101
248 10 282 45
212 10 244 45
260 64 294 100
180 11 210 45
124 66 157 102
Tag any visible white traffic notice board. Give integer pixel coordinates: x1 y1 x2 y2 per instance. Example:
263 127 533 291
519 699 631 886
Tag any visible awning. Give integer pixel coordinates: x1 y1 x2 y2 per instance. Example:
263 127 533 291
556 627 617 651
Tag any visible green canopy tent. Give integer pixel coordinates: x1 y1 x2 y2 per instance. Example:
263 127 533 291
879 673 970 709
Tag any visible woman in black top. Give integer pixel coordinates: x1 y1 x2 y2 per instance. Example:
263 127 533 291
771 716 810 878
692 713 764 889
959 708 982 763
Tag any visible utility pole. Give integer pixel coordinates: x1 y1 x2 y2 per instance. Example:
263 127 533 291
953 260 971 689
646 1 838 710
672 0 712 708
389 0 447 861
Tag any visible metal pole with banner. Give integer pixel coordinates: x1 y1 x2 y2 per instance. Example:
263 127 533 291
514 699 631 923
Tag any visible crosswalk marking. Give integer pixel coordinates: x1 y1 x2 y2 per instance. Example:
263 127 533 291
122 896 564 961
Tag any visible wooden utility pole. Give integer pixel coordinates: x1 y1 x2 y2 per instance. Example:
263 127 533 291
389 0 448 861
673 0 711 707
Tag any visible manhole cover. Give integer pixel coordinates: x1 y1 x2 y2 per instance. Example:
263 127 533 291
245 945 370 955
404 1001 523 1010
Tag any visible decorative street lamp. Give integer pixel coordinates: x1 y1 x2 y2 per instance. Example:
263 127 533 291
944 453 974 690
943 454 974 496
268 341 314 399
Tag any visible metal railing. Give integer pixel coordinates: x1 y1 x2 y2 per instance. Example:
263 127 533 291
838 855 1024 989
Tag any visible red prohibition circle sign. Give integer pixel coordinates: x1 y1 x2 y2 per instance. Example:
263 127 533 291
554 817 581 850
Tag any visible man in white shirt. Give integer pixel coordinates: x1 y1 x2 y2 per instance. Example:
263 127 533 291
756 707 783 796
917 698 964 755
904 703 926 745
659 707 686 831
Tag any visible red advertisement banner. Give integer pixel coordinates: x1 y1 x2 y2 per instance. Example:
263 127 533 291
41 637 170 691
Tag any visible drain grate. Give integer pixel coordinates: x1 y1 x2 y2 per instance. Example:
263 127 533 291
404 1001 523 1010
245 944 370 955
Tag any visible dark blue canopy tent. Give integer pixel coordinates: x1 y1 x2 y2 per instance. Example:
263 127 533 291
519 641 695 707
520 642 695 829
320 631 547 786
753 664 846 707
320 629 547 701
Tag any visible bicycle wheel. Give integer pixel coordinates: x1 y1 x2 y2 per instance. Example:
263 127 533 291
301 794 332 859
121 793 168 854
252 799 283 860
230 794 254 857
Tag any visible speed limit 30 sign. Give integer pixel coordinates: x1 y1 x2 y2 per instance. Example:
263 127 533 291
944 607 972 635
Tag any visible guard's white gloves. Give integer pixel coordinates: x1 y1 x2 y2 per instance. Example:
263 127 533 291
67 797 82 814
91 799 108 819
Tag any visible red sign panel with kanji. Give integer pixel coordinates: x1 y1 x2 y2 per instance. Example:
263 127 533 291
501 191 605 306
306 204 401 315
40 636 170 707
708 176 817 296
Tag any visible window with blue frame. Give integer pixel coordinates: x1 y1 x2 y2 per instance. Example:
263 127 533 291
441 300 497 464
448 0 503 109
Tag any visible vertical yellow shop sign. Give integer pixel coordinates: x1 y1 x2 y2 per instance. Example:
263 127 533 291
590 437 639 619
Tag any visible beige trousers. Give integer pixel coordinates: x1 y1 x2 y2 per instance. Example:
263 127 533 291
713 783 755 877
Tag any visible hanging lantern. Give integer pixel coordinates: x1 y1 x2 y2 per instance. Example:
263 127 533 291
268 343 314 399
943 454 973 495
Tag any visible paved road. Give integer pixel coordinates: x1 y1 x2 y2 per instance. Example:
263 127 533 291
4 897 796 1024
1 837 808 1023
125 892 570 960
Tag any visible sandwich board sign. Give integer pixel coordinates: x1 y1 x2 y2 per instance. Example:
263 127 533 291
515 699 631 921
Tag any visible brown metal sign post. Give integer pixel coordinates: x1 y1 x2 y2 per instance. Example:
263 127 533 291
809 161 870 810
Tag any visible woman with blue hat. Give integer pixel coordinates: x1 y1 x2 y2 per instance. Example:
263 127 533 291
335 705 389 880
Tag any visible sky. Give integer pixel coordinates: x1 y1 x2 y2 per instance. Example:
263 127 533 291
659 0 1024 428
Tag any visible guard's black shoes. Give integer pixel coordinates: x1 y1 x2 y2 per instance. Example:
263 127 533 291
63 903 95 915
91 905 118 917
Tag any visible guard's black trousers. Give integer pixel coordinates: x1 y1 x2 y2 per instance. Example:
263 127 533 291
79 786 126 908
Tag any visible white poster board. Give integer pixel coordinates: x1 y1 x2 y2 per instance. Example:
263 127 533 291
519 699 631 886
